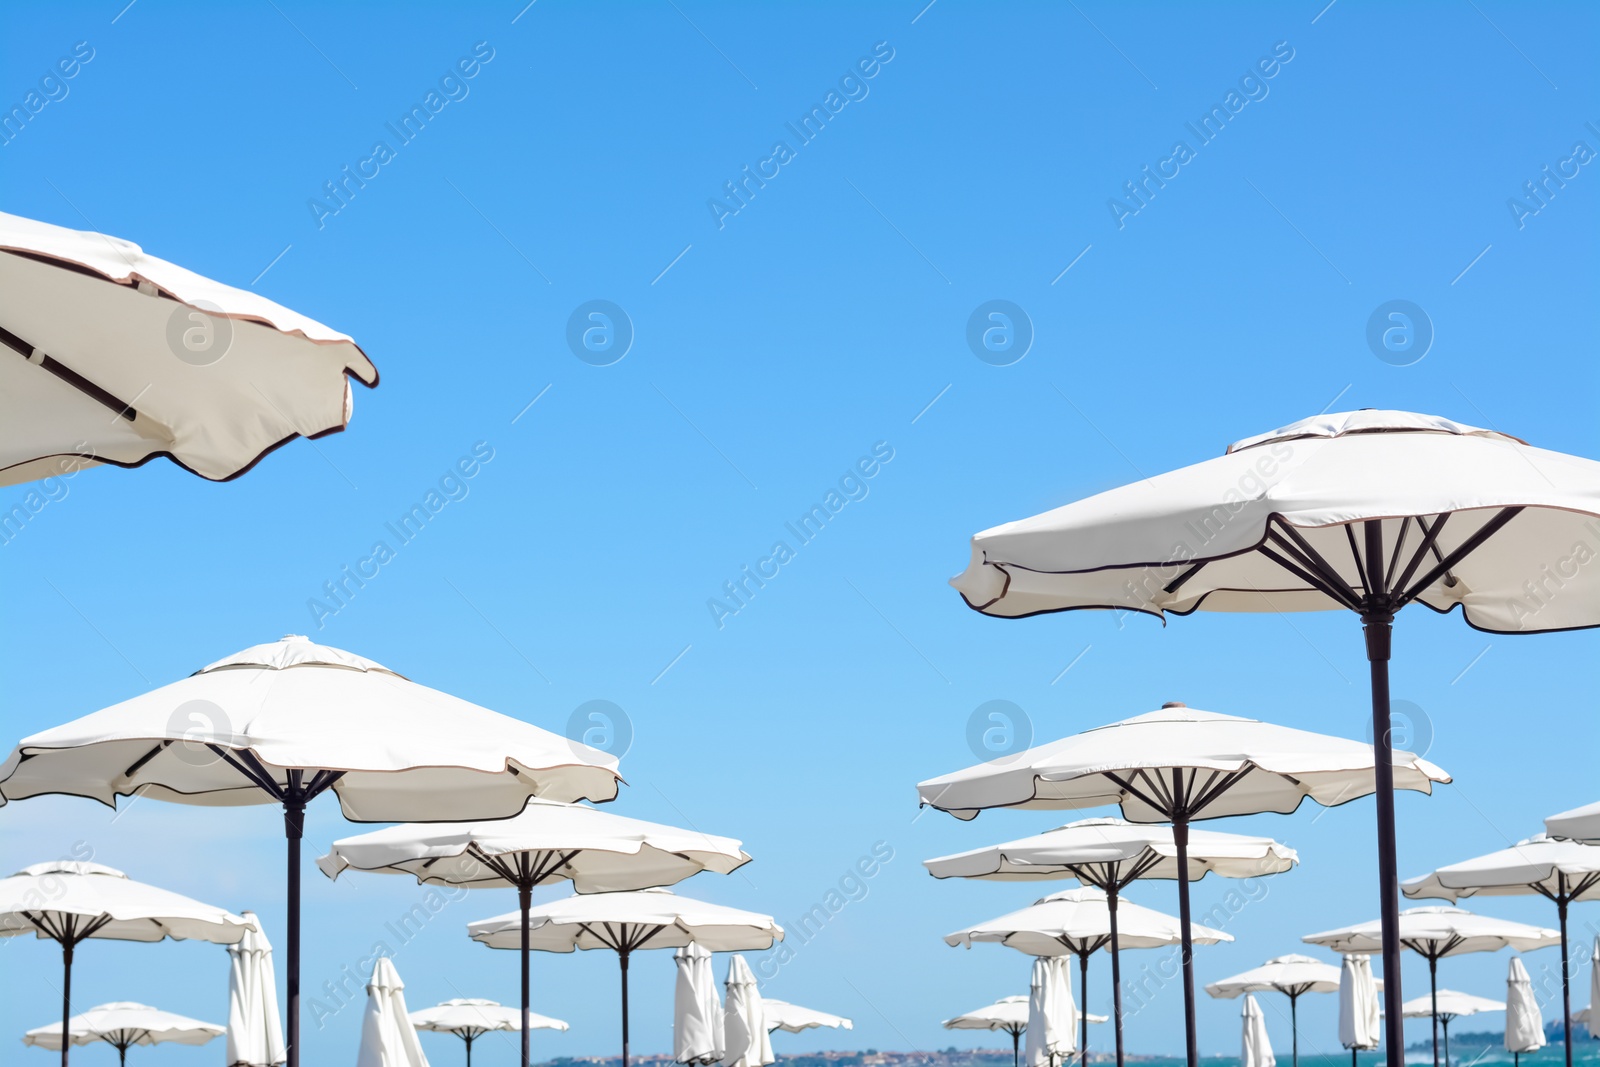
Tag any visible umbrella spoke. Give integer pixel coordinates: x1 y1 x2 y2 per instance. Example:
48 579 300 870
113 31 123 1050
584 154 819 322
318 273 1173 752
205 745 284 800
1395 507 1525 607
1268 520 1363 605
1259 544 1365 610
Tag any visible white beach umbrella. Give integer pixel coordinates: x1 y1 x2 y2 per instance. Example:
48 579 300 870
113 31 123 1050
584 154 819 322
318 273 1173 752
919 702 1441 1067
948 886 1230 1064
357 957 430 1067
319 799 747 1067
1338 953 1381 1065
761 999 853 1033
1548 802 1600 844
227 911 285 1067
1026 955 1077 1067
1399 990 1503 1067
676 943 724 1065
410 998 566 1067
23 1001 224 1066
945 409 1600 1067
927 817 1297 1067
0 634 621 1067
0 209 376 486
722 954 774 1067
0 861 252 1067
944 996 1105 1067
1306 906 1557 1067
1207 955 1341 1067
469 888 782 1067
1506 958 1546 1062
1404 833 1600 1066
1241 995 1277 1067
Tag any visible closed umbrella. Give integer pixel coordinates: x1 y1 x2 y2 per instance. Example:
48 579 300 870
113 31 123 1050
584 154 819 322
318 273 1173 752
761 1000 852 1033
926 817 1297 1067
410 999 567 1067
1506 958 1546 1065
0 634 621 1067
1027 955 1077 1067
23 1002 224 1066
357 957 429 1067
947 886 1231 1065
919 702 1443 1067
723 954 774 1067
1399 990 1503 1067
1591 935 1600 1035
944 996 1105 1067
468 888 782 1067
1242 995 1276 1067
0 209 375 486
675 943 724 1065
1404 833 1600 1067
1547 803 1600 845
0 861 252 1067
1338 954 1381 1067
1207 955 1341 1067
945 408 1600 1067
1305 906 1557 1067
319 799 748 1067
227 911 285 1067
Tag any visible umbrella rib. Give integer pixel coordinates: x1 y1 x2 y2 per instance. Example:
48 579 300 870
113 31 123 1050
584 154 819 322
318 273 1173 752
1104 771 1170 819
0 322 144 424
1163 560 1208 596
630 923 669 952
1258 544 1364 611
1345 524 1372 595
1395 507 1525 607
1190 767 1252 816
1382 516 1414 593
206 745 285 800
1266 522 1363 606
1388 514 1452 598
122 740 172 779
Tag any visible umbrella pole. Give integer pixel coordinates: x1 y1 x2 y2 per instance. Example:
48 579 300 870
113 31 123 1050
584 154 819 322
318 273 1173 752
1558 890 1572 1067
620 947 632 1067
1108 888 1126 1067
1290 992 1299 1067
519 882 532 1067
1442 1017 1450 1067
1080 950 1090 1065
284 795 306 1067
1362 599 1405 1067
60 936 74 1067
466 1033 473 1067
1429 955 1440 1067
1172 815 1200 1067
1013 1029 1021 1067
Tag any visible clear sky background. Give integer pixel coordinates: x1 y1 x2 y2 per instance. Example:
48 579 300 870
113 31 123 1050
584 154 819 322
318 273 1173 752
2 1 1597 1065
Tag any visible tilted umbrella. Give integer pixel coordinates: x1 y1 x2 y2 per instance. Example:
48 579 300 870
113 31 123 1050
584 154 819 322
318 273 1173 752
722 954 774 1067
1404 833 1600 1066
1506 958 1546 1065
675 943 724 1065
1338 953 1381 1067
926 816 1297 1067
1548 803 1600 844
318 799 747 1067
227 910 285 1067
411 998 567 1067
944 996 1105 1067
1027 955 1077 1067
919 702 1443 1067
1241 994 1276 1067
0 209 376 487
1305 906 1557 1067
468 888 782 1067
1207 955 1342 1067
945 408 1600 1067
23 1002 224 1066
1399 990 1503 1067
0 862 252 1067
761 1000 853 1033
946 886 1232 1065
0 635 621 1067
356 957 428 1067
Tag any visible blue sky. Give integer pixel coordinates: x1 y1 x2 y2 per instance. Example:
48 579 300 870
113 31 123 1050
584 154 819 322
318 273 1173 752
2 1 1597 1064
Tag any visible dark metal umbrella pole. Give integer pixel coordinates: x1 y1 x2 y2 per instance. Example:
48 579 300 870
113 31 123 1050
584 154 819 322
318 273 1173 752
60 938 74 1067
1428 956 1440 1067
620 949 631 1067
1077 951 1090 1065
1011 1028 1021 1067
1172 818 1198 1067
1289 991 1300 1067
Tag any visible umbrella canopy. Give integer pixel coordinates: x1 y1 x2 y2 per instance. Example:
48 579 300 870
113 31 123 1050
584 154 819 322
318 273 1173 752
944 996 1105 1067
0 634 621 1067
411 999 566 1067
24 1002 223 1065
675 943 725 1065
1307 907 1558 1067
927 816 1294 1067
1548 802 1600 844
1404 834 1600 1067
919 702 1436 1067
761 1000 852 1033
469 889 781 1067
1026 955 1077 1067
227 911 285 1067
1208 955 1342 1067
357 957 429 1067
1400 988 1505 1017
319 799 747 1067
1339 954 1381 1054
1241 995 1276 1067
0 209 376 486
722 954 773 1067
0 862 252 1067
943 408 1600 1067
1506 958 1546 1055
